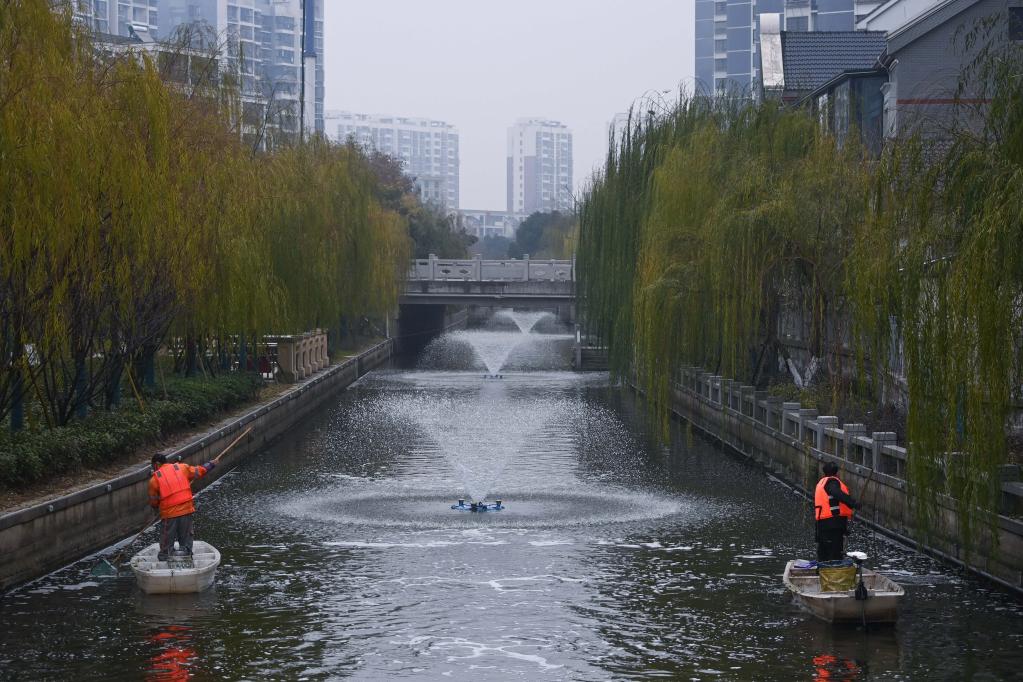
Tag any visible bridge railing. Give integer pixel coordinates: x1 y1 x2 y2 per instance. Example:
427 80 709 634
408 254 574 282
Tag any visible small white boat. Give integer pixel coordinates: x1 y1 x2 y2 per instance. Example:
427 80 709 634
783 558 904 624
130 541 221 594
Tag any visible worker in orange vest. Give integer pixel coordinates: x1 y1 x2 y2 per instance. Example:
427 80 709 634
148 453 216 561
814 461 860 562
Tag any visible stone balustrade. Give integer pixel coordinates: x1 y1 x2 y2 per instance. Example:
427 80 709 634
676 366 1018 507
669 365 1023 591
407 254 574 282
273 330 329 383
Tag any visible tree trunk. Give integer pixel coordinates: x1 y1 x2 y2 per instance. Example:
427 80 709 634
10 341 24 433
105 358 123 408
138 344 156 388
239 332 247 373
73 354 88 420
185 334 198 377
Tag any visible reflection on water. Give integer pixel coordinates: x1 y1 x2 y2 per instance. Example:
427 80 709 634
1 324 1021 680
146 625 196 682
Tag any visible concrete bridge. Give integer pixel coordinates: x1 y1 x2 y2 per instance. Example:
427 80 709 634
394 255 577 356
401 255 575 307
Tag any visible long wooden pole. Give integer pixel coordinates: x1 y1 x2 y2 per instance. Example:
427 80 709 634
212 426 253 465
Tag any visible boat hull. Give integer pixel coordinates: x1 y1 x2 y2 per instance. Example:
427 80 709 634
130 541 220 594
783 560 903 624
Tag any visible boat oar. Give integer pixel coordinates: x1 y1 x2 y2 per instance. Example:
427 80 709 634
90 513 159 577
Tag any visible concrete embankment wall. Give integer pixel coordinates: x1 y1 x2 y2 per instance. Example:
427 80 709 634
657 368 1023 594
0 340 394 592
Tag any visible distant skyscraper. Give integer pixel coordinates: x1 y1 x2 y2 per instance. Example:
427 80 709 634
162 0 323 134
695 0 878 95
325 112 460 209
506 119 573 216
77 0 325 136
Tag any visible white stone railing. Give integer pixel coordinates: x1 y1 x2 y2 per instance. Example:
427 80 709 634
408 254 574 282
272 330 329 383
680 367 911 480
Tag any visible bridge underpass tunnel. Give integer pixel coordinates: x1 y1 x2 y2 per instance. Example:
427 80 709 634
395 304 451 357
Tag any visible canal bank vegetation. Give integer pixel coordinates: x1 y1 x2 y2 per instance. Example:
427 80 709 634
0 373 261 489
507 211 578 260
0 2 410 486
579 32 1022 544
360 149 476 259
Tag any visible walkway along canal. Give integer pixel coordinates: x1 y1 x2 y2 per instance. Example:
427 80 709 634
0 313 1020 679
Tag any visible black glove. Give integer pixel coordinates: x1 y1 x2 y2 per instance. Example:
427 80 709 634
203 461 216 471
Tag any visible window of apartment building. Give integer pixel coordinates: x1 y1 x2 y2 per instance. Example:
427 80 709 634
715 58 727 72
1010 7 1023 40
714 1 726 15
786 15 809 31
715 38 727 53
276 16 295 30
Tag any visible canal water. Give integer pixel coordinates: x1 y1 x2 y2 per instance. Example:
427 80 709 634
1 315 1021 680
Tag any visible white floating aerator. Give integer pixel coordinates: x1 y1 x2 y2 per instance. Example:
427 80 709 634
451 499 504 512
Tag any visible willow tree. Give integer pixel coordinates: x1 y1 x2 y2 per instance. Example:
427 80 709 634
1 1 410 427
581 24 1021 548
848 28 1023 547
581 97 872 427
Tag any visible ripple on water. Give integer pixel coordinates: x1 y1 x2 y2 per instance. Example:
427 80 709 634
277 485 716 531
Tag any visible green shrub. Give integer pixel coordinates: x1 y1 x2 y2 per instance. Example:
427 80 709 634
0 373 262 489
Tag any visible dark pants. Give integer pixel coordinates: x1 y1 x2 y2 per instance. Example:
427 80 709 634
816 523 847 562
159 514 194 559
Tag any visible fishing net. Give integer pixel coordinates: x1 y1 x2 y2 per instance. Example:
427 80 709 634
89 558 120 577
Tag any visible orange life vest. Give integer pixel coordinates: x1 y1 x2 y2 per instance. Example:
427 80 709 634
815 475 854 520
154 463 193 512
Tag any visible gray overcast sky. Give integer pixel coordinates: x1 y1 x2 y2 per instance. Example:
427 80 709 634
323 0 695 211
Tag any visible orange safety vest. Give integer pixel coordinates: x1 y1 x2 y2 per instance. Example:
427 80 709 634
815 475 854 520
154 463 193 512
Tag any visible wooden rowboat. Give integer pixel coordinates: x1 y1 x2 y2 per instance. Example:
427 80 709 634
130 541 220 594
783 559 904 624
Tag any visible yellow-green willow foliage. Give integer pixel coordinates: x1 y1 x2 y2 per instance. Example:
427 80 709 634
581 100 872 430
580 35 1022 546
847 33 1023 547
0 1 409 425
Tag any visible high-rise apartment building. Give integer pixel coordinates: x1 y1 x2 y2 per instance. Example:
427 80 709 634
695 0 880 95
74 0 157 37
73 1 324 136
161 0 324 134
325 112 460 209
506 119 573 216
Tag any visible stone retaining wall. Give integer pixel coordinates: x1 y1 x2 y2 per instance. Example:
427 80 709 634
660 367 1023 594
0 339 393 592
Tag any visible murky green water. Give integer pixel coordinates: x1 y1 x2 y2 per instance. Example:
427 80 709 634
1 330 1021 680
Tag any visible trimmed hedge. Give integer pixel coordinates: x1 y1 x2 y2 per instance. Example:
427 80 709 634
0 373 262 489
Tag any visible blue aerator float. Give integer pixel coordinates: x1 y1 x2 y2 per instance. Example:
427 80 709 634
451 499 504 512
